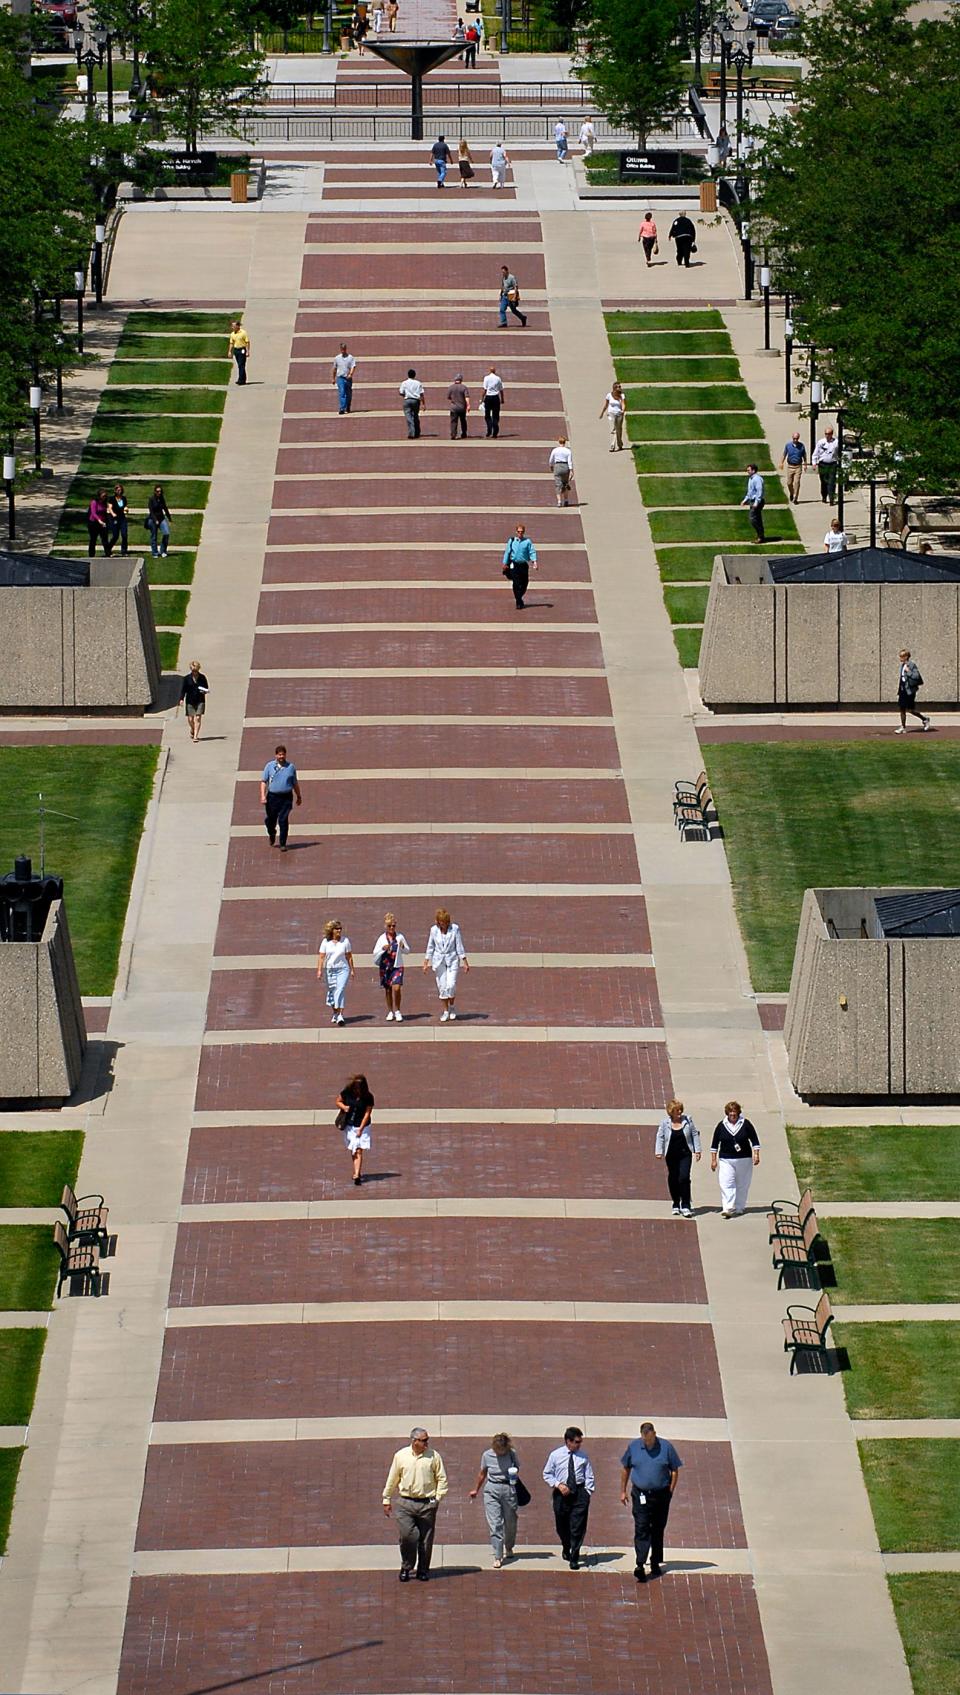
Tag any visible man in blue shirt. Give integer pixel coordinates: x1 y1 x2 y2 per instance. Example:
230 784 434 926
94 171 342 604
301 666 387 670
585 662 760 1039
501 522 538 609
542 1427 595 1569
779 431 807 504
259 743 302 852
619 1422 682 1582
741 463 766 543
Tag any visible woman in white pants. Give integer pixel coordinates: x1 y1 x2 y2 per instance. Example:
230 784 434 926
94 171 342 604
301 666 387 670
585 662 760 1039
318 918 355 1026
710 1101 760 1218
423 906 469 1021
490 142 509 189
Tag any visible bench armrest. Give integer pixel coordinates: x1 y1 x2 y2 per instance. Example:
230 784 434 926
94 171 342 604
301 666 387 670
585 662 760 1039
76 1192 106 1206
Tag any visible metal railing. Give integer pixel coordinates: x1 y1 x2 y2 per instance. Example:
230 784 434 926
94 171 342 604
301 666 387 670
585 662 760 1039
229 111 650 142
259 79 596 109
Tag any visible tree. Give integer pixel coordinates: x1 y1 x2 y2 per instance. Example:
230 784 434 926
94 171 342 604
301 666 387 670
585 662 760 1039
535 0 591 49
575 0 686 145
752 0 960 493
142 0 264 155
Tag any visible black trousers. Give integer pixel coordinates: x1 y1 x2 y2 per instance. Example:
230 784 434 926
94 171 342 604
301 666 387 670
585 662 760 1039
665 1147 692 1210
632 1485 672 1569
818 461 838 503
233 348 247 385
748 500 766 542
484 394 501 436
464 40 476 64
675 237 694 266
449 407 467 439
264 792 293 846
510 562 529 606
552 1485 590 1560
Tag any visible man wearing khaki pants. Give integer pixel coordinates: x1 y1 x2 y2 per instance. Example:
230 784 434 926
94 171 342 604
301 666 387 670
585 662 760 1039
383 1427 448 1582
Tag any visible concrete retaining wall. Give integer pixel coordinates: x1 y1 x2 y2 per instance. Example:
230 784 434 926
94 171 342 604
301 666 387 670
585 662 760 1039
0 902 86 1102
0 558 161 710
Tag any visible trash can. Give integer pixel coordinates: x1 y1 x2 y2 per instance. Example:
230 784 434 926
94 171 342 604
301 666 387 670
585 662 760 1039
230 170 249 204
699 179 718 213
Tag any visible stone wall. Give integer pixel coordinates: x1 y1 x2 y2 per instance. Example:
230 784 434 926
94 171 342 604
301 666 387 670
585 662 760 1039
0 902 86 1102
0 558 161 710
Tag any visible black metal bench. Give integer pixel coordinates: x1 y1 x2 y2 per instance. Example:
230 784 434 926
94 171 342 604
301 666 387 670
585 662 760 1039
767 1187 815 1243
782 1291 834 1372
771 1208 822 1289
674 771 717 841
59 1183 110 1248
53 1220 102 1298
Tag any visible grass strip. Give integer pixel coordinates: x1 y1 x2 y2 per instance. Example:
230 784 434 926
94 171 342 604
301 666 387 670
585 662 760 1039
0 1449 24 1556
75 445 216 478
608 331 734 356
615 356 741 384
150 589 190 627
826 1219 960 1303
107 361 227 388
0 1227 58 1310
144 554 196 587
96 387 226 417
842 1322 960 1418
0 747 157 995
649 509 799 543
88 415 223 446
663 585 710 625
787 1125 960 1202
114 333 227 360
0 1331 46 1424
860 1442 960 1551
123 311 236 335
702 742 960 989
658 556 715 582
673 627 702 667
888 1575 960 1695
638 473 788 508
627 411 764 441
624 385 754 413
158 631 182 671
634 442 775 474
604 310 725 331
0 1131 83 1206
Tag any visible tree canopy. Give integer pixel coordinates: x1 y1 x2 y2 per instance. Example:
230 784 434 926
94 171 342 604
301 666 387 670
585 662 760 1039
575 0 686 145
753 0 960 493
142 0 264 154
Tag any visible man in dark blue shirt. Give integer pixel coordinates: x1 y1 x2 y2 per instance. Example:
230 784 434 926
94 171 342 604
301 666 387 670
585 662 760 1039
619 1422 682 1581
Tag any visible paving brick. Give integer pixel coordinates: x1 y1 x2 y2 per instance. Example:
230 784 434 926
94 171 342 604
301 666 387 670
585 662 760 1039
195 1040 671 1115
304 219 542 242
244 676 611 719
273 475 562 510
238 723 622 770
289 339 553 366
255 583 594 621
224 832 638 890
294 308 553 333
320 183 519 199
756 1002 786 1031
288 360 559 387
137 1438 743 1551
214 895 650 959
205 965 660 1032
302 253 546 290
251 628 601 666
154 1318 718 1420
278 414 570 445
283 385 564 414
275 445 567 478
183 1121 664 1205
232 774 623 824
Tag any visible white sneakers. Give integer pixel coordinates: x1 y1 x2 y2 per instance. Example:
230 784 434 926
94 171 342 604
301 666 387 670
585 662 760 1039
681 1207 693 1218
394 1011 403 1023
386 1011 394 1021
671 1206 681 1217
439 1010 457 1023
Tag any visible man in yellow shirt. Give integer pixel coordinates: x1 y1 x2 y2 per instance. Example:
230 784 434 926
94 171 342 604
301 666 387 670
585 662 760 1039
382 1426 448 1582
228 318 250 386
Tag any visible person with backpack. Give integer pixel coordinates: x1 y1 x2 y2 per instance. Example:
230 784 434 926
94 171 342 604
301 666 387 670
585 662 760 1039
896 650 931 732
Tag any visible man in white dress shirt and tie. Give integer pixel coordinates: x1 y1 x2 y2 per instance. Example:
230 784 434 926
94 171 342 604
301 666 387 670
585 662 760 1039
542 1426 595 1569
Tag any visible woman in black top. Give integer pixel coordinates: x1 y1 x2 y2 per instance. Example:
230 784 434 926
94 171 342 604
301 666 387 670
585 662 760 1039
108 482 129 555
710 1100 760 1218
177 659 210 742
147 484 171 558
336 1072 374 1186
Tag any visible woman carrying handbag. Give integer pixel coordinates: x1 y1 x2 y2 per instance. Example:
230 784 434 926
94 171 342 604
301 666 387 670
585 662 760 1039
470 1433 530 1567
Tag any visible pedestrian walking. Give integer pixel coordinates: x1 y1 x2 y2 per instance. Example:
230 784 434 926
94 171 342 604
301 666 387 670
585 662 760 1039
335 1071 374 1185
146 483 171 557
423 907 469 1020
741 463 766 543
470 1434 525 1568
710 1100 761 1218
447 371 471 438
638 210 659 266
228 318 250 385
352 7 368 50
490 140 509 189
812 426 839 504
482 366 504 437
543 1427 594 1570
578 116 595 156
668 212 696 267
620 1422 682 1583
86 488 112 556
373 3 383 30
430 133 452 188
599 380 627 451
386 0 398 30
498 264 527 327
715 125 731 166
464 19 478 64
333 342 357 415
399 369 425 438
554 118 569 160
373 912 410 1020
779 431 807 503
259 743 302 851
176 658 209 743
457 137 474 186
453 15 465 55
318 918 355 1025
655 1098 700 1217
475 11 485 50
107 481 129 554
501 521 537 608
896 649 931 732
383 1427 448 1582
824 517 848 553
549 436 574 507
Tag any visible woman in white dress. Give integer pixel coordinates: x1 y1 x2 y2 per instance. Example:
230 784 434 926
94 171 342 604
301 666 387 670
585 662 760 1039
423 906 469 1021
373 911 410 1022
318 918 355 1026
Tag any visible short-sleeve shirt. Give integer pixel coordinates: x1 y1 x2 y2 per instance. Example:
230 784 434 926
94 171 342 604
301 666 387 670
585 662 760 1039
620 1437 682 1491
483 372 504 396
334 352 356 377
340 1081 374 1126
824 530 848 553
481 1446 518 1486
319 937 352 972
448 381 469 409
605 391 624 416
782 440 806 465
262 759 298 794
400 378 425 401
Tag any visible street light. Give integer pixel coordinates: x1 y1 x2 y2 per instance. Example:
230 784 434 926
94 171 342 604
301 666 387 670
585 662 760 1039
94 27 114 123
693 0 703 89
3 452 15 543
810 374 823 457
760 261 771 350
94 222 106 307
784 315 794 403
501 0 512 54
74 267 85 353
721 29 755 160
322 0 331 52
837 407 845 527
740 216 753 302
80 46 98 111
29 384 43 476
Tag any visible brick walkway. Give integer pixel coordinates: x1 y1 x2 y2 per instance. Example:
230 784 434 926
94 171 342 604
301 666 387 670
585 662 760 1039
115 187 772 1695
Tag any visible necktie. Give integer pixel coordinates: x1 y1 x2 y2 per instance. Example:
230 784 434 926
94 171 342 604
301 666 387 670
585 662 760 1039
567 1452 577 1490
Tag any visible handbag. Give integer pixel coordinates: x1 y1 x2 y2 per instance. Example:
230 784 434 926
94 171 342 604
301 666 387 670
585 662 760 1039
515 1478 532 1508
335 1108 347 1129
653 240 659 254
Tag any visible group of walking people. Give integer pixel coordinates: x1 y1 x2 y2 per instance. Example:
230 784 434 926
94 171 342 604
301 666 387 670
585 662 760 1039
656 1099 761 1218
429 137 513 190
317 909 470 1028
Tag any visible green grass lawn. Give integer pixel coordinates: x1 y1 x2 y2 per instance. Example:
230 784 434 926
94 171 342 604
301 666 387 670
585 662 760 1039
88 414 223 446
150 589 190 627
615 356 742 384
658 551 717 581
627 412 765 442
0 1228 58 1310
842 1322 960 1418
605 310 725 332
107 361 227 388
114 333 227 360
0 1331 46 1424
0 1132 82 1206
889 1575 960 1695
634 442 775 474
123 311 236 335
860 1442 960 1550
75 445 216 478
145 553 196 586
158 631 182 671
673 628 703 667
608 331 734 356
787 1125 960 1201
66 477 210 511
55 510 205 549
96 387 226 417
826 1219 960 1304
663 585 710 625
0 1448 24 1555
638 473 788 508
624 385 754 413
0 747 157 995
702 742 960 989
649 508 800 544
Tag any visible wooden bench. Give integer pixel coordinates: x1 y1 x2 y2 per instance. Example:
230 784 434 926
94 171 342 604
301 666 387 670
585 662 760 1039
59 1184 110 1248
767 1187 815 1242
53 1220 102 1299
674 771 717 841
782 1291 834 1372
771 1208 822 1289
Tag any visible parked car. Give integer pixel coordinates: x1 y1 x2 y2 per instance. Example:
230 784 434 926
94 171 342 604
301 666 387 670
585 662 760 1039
36 0 78 24
32 11 72 50
747 0 793 34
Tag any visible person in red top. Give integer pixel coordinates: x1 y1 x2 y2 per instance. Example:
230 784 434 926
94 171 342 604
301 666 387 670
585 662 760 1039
464 21 478 66
87 489 112 556
638 212 658 267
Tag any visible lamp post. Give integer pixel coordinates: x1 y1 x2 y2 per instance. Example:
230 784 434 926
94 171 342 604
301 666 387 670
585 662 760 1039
3 451 15 543
93 222 106 307
29 384 43 476
783 315 794 403
693 0 703 89
718 44 727 129
95 27 114 122
810 374 822 457
501 0 511 53
836 407 845 528
322 0 332 52
81 46 98 111
54 300 65 412
740 216 753 302
74 267 85 353
760 261 771 350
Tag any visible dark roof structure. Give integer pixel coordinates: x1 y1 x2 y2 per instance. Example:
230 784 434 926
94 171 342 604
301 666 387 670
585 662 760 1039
875 890 960 937
765 546 960 585
0 553 89 589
